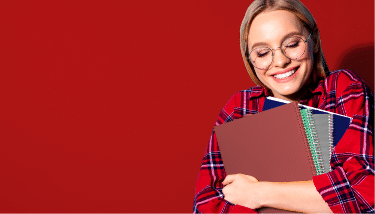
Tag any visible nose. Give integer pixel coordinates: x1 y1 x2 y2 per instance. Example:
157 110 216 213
272 48 291 68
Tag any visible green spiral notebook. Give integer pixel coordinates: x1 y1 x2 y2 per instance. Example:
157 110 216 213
300 108 334 175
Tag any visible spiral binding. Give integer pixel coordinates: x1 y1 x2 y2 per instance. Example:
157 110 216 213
300 109 324 175
328 114 334 171
305 109 325 174
295 104 317 177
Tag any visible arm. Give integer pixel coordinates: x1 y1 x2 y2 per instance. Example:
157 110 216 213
193 92 258 213
312 69 374 213
222 174 332 213
260 180 332 213
193 131 257 213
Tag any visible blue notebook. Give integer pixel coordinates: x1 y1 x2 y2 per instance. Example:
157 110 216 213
263 97 352 147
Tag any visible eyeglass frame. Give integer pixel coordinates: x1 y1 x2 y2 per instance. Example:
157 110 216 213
247 32 313 70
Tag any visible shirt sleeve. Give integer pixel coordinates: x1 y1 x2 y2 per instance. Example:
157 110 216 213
312 69 374 213
193 92 258 213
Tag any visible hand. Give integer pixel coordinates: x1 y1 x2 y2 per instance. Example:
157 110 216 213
222 173 262 209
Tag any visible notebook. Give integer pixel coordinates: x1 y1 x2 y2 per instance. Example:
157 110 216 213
300 109 333 174
312 113 333 173
300 108 324 175
214 102 316 213
263 96 352 147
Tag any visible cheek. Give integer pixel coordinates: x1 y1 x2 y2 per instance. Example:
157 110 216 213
299 47 314 72
298 42 314 61
254 68 266 78
254 69 273 88
300 48 314 61
254 70 268 85
254 70 262 78
301 58 314 82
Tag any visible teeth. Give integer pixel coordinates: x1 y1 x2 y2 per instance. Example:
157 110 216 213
274 69 296 79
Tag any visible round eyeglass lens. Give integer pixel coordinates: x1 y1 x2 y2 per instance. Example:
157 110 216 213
282 36 306 60
249 47 273 70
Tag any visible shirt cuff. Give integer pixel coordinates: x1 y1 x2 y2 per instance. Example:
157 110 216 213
312 166 361 213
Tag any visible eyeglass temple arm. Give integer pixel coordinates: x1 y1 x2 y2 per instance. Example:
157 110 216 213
305 32 312 42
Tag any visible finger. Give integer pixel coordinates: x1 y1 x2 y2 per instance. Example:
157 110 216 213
222 174 239 185
222 175 234 186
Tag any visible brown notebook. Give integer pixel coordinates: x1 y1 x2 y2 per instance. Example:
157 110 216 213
214 102 316 213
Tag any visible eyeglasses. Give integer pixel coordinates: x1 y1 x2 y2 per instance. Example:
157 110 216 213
248 33 312 70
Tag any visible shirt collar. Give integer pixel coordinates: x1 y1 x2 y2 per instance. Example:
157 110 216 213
299 80 325 105
308 80 324 95
249 86 269 99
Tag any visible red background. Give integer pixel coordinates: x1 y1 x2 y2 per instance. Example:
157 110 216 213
1 0 373 212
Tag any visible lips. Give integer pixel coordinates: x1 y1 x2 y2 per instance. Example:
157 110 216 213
271 66 299 83
271 66 299 76
274 68 297 79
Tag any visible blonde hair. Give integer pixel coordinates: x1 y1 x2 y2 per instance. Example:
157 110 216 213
240 0 329 88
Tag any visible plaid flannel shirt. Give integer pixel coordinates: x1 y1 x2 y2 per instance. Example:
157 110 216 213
193 69 374 213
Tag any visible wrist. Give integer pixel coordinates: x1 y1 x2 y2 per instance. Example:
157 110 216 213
257 181 277 207
250 181 270 207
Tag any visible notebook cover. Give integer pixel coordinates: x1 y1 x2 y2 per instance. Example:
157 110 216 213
263 96 351 146
215 102 316 213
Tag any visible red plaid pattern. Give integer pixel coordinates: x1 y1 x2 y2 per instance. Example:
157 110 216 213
193 69 374 213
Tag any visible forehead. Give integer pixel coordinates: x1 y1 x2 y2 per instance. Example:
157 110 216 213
248 10 304 47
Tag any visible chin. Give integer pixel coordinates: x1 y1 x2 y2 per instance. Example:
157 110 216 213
275 86 300 97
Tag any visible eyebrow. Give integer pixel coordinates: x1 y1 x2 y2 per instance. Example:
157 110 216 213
249 31 303 50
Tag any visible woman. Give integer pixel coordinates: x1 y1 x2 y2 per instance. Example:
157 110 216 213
193 0 374 213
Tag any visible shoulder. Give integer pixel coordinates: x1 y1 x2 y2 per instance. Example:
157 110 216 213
324 69 374 118
226 86 265 105
216 86 265 125
223 86 265 110
324 69 371 94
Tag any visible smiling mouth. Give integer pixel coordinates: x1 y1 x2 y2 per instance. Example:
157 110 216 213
273 67 298 79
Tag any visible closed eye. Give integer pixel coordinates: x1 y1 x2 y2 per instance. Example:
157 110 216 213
285 41 299 48
257 50 270 58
